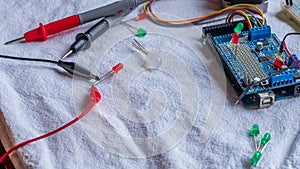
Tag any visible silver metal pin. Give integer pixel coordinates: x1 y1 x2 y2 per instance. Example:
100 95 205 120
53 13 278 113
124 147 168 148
4 37 25 45
132 39 149 55
61 50 73 60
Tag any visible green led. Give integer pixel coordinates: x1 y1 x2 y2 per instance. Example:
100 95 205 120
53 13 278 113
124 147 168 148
261 133 271 145
251 151 262 166
135 28 147 38
234 22 244 34
248 124 260 137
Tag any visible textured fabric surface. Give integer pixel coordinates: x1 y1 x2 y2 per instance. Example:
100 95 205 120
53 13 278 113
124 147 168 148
0 0 299 169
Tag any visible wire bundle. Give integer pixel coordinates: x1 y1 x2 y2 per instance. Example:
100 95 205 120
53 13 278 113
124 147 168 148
143 0 266 28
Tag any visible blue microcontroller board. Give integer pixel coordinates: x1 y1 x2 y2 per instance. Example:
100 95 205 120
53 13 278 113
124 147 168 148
203 21 300 108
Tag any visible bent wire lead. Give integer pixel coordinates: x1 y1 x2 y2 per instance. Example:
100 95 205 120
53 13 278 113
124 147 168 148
94 63 124 86
249 124 260 151
260 133 271 153
132 39 149 55
132 39 162 70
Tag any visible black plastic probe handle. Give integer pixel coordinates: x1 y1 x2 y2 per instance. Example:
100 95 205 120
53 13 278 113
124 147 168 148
57 61 93 80
78 0 149 24
70 19 109 53
86 19 110 42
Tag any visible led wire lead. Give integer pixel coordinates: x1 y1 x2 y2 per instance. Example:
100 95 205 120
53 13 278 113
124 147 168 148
132 39 149 55
93 63 124 86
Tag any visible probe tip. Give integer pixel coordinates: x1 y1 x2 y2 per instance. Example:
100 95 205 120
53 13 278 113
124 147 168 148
4 37 25 45
61 50 73 60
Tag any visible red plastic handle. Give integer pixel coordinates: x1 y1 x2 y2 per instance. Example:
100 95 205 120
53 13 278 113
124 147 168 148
24 15 80 42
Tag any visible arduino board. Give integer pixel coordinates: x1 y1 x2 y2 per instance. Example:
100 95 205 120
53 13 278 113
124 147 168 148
203 21 300 108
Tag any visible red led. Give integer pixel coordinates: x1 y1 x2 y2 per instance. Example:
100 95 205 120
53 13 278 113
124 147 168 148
231 32 239 44
112 63 123 73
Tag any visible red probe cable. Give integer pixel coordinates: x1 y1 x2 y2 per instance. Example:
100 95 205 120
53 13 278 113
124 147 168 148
0 86 101 163
0 62 124 163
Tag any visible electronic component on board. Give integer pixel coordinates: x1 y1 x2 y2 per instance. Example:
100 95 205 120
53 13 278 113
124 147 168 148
255 42 264 51
203 20 300 108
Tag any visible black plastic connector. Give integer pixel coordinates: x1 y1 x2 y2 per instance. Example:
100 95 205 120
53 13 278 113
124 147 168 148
202 20 249 37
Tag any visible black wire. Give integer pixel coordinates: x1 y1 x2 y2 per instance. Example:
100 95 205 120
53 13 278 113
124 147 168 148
0 54 58 64
226 10 263 27
279 33 300 53
285 0 293 6
246 11 262 26
192 17 228 25
0 54 99 81
227 13 247 24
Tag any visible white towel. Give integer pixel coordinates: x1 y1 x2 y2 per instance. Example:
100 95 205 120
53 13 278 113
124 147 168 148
0 0 299 168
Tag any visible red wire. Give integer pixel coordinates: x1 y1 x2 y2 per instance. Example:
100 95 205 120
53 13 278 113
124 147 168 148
0 86 101 163
283 42 300 69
